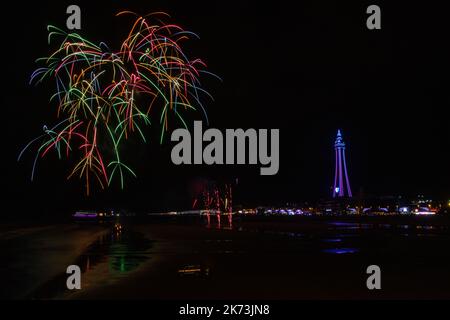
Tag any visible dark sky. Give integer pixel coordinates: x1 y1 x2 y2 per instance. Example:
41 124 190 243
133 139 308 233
3 1 449 215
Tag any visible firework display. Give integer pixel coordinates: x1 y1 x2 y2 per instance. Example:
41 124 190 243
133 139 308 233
18 12 217 194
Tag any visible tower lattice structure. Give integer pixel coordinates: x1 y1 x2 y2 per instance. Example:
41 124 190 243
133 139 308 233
333 130 352 198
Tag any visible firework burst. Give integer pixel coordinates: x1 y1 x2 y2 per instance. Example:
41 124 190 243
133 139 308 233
19 11 218 194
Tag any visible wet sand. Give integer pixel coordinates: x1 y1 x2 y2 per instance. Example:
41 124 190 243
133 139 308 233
66 216 450 300
0 223 108 299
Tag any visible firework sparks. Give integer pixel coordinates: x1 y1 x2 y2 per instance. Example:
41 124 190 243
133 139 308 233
19 11 218 194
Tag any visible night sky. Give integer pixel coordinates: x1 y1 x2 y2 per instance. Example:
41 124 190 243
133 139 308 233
3 1 449 215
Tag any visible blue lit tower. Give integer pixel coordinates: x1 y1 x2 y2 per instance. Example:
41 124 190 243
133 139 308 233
333 130 352 198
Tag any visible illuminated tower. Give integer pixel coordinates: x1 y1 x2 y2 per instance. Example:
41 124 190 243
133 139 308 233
333 130 352 198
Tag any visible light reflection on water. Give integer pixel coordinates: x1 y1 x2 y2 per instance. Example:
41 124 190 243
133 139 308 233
81 224 153 276
323 248 359 254
335 233 358 238
178 264 210 277
322 238 343 243
327 222 373 230
29 224 154 299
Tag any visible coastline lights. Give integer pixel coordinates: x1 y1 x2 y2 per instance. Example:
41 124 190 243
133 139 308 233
399 207 410 214
414 208 436 215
